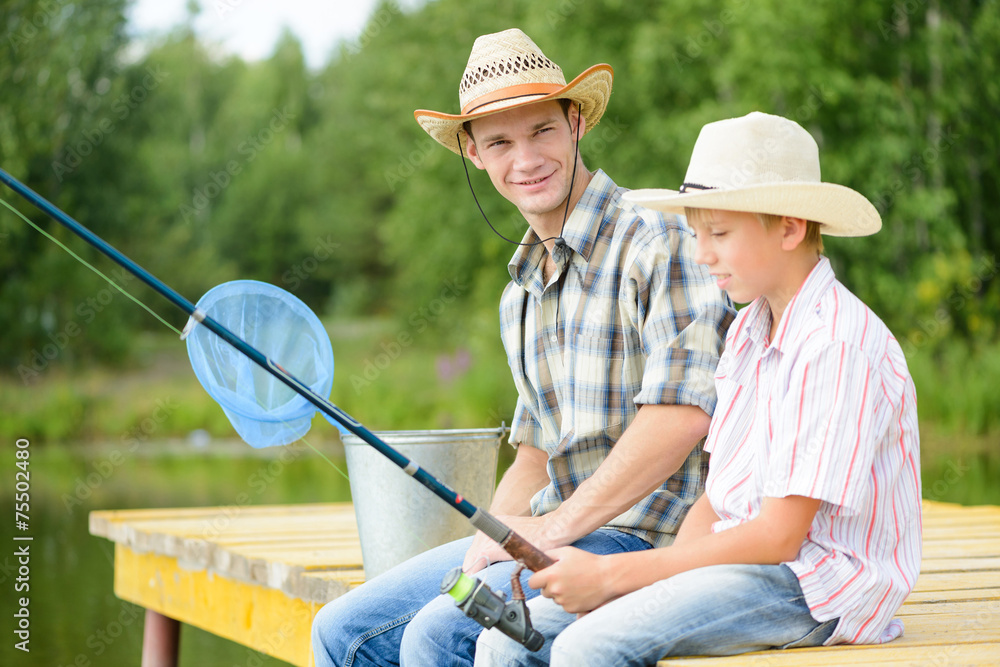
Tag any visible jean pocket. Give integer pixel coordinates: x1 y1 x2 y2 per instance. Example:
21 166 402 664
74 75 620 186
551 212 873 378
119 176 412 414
780 618 839 649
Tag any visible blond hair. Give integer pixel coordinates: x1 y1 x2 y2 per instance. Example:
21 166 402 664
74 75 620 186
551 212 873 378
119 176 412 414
685 208 824 253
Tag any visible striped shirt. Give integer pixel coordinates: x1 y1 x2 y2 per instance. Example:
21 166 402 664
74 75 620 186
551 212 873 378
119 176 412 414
704 257 922 645
500 170 734 548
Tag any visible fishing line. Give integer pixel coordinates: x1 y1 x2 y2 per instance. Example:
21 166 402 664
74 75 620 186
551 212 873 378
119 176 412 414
0 196 182 336
0 194 360 491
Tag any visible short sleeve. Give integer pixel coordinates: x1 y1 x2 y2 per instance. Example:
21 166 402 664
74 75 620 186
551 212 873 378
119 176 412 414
628 226 733 416
508 396 543 451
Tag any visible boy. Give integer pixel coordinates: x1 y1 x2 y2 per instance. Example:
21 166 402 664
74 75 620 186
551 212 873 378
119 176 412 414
474 111 922 666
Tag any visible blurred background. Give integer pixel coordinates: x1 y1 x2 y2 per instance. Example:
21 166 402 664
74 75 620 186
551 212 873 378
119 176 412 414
1 0 998 664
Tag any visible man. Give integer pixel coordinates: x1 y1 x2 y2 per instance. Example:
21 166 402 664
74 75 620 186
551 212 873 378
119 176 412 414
312 29 733 666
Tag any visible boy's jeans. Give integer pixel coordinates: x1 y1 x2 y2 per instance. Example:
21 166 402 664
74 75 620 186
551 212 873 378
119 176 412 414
475 563 837 667
311 529 652 667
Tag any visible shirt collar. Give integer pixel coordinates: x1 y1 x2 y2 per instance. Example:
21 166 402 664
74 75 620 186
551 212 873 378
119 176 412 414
507 169 615 286
742 256 836 351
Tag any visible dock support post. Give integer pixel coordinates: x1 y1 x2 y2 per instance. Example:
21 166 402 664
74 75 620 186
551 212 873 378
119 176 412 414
141 609 180 667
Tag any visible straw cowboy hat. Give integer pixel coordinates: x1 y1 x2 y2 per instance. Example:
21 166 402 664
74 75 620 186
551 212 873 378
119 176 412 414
414 28 613 156
624 112 881 237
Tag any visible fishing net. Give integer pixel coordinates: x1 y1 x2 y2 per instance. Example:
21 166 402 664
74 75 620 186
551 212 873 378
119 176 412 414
185 280 338 447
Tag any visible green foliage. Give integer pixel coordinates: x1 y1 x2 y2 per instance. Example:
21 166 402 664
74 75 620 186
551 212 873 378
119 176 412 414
1 0 137 368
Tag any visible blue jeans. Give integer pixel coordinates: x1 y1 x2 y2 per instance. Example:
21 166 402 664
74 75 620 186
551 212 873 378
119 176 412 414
311 529 652 667
474 563 838 667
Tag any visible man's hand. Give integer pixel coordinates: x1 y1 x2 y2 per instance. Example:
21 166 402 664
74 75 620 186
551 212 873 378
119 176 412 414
528 547 617 614
462 443 551 573
462 514 562 573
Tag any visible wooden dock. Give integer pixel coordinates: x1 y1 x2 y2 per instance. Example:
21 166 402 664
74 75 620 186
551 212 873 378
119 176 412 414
89 499 1000 666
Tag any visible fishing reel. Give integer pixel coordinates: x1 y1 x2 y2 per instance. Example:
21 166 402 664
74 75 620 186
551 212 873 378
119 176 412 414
441 566 544 652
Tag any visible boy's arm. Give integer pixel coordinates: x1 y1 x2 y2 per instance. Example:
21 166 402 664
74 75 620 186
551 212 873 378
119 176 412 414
530 494 821 613
671 493 719 547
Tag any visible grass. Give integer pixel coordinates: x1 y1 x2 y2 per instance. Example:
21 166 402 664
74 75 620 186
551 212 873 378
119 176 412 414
906 338 1000 435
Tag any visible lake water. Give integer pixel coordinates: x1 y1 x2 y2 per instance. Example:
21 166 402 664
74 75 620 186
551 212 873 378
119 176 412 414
1 440 352 667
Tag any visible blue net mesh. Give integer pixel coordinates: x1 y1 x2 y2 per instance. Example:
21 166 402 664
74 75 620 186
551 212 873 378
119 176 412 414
185 280 336 448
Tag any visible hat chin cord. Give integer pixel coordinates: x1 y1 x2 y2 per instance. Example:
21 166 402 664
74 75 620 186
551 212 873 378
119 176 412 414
457 103 582 249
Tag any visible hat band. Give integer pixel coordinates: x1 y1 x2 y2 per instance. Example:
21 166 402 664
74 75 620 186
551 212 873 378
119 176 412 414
679 182 717 193
461 82 566 115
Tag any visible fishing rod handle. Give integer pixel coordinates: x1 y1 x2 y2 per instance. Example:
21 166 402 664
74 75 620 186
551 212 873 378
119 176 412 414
470 510 555 572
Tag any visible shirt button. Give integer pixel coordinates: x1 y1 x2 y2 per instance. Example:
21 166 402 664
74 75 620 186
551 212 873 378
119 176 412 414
550 335 558 343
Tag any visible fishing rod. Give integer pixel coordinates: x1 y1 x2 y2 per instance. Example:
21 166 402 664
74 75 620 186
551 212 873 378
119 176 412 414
0 168 556 579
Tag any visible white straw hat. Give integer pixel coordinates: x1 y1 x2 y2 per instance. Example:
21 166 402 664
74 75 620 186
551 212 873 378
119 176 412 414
624 112 881 237
414 29 613 156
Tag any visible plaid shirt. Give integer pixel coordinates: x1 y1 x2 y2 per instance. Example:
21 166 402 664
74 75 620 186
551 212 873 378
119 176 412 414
499 170 734 547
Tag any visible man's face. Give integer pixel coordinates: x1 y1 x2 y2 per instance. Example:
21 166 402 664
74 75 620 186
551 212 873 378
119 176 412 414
465 101 582 224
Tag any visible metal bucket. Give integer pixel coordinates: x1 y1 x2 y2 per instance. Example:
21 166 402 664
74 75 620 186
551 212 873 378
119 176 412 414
341 426 505 579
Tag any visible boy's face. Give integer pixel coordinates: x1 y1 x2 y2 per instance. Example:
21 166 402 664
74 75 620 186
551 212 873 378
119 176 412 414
465 101 582 223
691 209 786 305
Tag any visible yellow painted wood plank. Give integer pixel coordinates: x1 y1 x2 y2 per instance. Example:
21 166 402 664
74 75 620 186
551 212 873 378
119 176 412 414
90 502 354 529
214 533 360 544
921 500 1000 516
922 509 1000 523
113 543 339 667
94 513 359 543
219 547 365 565
90 503 358 542
896 598 1000 616
209 529 362 544
132 521 360 540
217 539 364 556
923 512 1000 526
92 502 354 519
894 608 1000 640
659 643 1000 666
912 570 1000 592
210 548 365 575
300 569 367 591
926 507 1000 519
211 536 364 551
922 522 1000 540
905 587 1000 604
920 556 1000 572
922 538 1000 559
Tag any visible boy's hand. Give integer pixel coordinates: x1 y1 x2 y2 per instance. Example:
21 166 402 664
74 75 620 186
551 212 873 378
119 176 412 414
528 546 617 613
